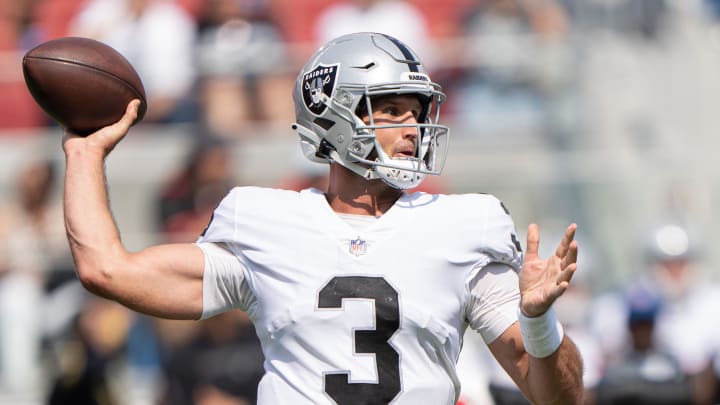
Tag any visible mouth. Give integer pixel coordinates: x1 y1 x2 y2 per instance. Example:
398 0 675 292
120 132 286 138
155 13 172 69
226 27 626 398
393 145 417 158
393 151 415 159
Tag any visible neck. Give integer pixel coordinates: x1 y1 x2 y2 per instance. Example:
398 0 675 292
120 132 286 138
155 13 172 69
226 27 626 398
325 164 403 216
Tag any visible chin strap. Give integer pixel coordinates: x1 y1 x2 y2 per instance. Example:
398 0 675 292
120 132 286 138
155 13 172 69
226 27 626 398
374 159 427 189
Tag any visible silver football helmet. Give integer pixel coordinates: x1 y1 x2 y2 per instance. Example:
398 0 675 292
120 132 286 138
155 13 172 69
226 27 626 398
292 32 450 189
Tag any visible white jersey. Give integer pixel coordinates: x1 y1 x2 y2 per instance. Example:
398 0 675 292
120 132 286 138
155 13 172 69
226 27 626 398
196 187 523 405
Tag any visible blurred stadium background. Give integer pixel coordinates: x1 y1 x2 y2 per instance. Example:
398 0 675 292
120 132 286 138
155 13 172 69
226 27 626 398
1 0 720 404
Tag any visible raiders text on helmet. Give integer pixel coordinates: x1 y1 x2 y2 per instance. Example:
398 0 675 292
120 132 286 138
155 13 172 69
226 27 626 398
292 32 450 189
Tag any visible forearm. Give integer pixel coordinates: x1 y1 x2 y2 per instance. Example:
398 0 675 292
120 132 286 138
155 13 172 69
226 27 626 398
64 145 125 293
58 101 204 318
491 320 584 405
525 336 584 405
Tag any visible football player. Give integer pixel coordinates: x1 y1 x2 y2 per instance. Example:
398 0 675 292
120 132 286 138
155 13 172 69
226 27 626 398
62 32 583 404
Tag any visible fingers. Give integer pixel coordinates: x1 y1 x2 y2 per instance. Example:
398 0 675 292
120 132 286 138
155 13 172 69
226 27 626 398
525 222 578 268
562 239 578 269
547 281 570 303
556 224 578 287
552 252 578 301
521 224 579 312
557 262 577 286
63 99 141 156
525 223 539 260
554 223 577 259
540 262 575 303
111 99 141 133
95 99 140 146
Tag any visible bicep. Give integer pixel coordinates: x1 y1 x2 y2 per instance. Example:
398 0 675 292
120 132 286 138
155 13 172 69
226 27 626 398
112 243 205 320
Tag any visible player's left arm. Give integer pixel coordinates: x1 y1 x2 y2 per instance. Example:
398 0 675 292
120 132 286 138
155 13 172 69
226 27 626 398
488 223 584 405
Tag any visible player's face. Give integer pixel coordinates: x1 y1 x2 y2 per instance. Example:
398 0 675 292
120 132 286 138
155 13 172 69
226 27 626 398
363 95 422 159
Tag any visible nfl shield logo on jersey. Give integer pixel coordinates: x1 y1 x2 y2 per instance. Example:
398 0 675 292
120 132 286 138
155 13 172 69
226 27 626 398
302 63 338 115
349 237 367 256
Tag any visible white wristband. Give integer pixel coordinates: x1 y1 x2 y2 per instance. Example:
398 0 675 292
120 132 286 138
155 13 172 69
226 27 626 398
518 307 564 358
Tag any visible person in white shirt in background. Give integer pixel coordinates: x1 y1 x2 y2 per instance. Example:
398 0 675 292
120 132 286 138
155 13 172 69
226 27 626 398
590 223 720 404
70 0 197 123
313 0 433 66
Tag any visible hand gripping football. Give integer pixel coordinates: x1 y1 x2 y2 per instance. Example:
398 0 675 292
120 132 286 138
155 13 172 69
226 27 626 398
22 37 147 135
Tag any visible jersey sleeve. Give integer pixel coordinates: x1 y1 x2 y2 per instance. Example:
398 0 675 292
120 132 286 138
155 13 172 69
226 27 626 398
197 187 239 244
465 195 523 342
196 242 253 319
478 196 523 271
466 262 520 343
195 188 253 318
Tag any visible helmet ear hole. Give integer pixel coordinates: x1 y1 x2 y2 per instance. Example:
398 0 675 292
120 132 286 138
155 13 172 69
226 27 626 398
313 117 335 131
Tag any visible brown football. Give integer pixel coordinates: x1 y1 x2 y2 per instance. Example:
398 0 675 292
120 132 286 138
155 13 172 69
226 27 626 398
22 37 147 135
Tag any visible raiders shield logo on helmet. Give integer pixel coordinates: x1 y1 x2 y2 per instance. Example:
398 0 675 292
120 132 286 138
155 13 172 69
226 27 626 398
301 63 338 115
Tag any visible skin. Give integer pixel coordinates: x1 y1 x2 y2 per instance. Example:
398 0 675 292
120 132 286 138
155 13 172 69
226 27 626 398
63 99 205 320
64 97 583 404
325 95 421 216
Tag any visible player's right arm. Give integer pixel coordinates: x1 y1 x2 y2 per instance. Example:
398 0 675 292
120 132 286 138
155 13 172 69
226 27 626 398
63 100 204 320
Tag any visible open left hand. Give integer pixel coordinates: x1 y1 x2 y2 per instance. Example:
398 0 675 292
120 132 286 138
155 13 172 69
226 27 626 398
519 223 578 318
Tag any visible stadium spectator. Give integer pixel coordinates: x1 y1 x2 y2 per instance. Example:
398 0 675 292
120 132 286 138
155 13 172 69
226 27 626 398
0 0 50 130
566 0 669 41
69 0 198 124
156 135 235 242
594 284 694 405
195 0 294 135
452 0 574 139
158 311 264 405
0 159 69 278
32 0 87 39
590 223 720 404
46 296 132 405
313 0 433 65
0 159 70 398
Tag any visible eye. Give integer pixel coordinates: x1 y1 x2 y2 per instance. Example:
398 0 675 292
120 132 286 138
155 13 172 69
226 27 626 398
381 106 400 116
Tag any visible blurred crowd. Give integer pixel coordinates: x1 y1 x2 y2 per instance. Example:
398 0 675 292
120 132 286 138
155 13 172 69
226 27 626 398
0 0 687 137
2 0 720 404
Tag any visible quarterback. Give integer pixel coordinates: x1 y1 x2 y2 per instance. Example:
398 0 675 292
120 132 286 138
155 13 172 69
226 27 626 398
63 33 583 404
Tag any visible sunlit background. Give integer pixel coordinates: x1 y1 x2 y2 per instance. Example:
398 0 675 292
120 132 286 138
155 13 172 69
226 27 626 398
1 0 720 404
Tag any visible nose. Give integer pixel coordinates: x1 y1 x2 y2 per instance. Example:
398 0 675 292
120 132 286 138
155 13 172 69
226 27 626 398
402 111 419 139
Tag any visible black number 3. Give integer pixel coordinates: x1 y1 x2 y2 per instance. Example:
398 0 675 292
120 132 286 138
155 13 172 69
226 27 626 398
317 276 401 405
